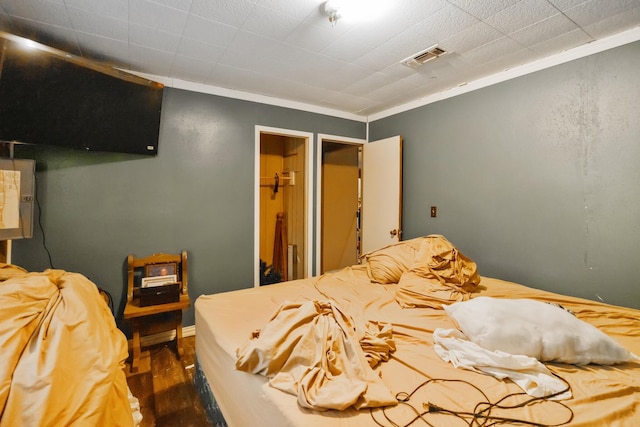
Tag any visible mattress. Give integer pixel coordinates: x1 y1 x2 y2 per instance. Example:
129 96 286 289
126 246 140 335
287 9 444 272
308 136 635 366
195 264 640 427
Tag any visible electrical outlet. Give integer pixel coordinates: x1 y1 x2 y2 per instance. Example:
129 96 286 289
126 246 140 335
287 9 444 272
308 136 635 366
430 206 437 217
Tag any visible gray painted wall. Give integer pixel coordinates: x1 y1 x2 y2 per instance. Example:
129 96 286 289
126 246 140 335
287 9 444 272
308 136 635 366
370 41 640 309
13 88 366 326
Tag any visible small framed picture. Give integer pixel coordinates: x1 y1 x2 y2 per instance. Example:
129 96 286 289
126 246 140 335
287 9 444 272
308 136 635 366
146 263 177 277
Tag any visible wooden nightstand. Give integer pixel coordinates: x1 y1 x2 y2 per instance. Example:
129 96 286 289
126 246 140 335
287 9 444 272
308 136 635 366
123 251 190 374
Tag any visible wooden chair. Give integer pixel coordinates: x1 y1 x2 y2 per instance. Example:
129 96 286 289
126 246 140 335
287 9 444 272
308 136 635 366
123 251 190 374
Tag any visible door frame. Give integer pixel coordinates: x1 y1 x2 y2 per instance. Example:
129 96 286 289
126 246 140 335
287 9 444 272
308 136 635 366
254 126 314 287
315 134 366 275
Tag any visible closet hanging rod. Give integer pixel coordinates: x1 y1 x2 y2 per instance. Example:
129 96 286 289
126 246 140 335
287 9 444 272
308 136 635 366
259 172 293 180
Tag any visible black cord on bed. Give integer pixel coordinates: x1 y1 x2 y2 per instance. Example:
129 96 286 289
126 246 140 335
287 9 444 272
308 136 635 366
370 373 573 427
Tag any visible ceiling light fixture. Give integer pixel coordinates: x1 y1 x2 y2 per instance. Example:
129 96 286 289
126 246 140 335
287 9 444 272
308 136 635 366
324 1 342 28
323 0 392 28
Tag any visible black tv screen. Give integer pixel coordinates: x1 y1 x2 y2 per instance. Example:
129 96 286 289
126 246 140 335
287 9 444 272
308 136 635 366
0 32 163 155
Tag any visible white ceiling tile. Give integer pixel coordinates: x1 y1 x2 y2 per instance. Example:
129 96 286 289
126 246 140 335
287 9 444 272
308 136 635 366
63 0 128 20
547 0 590 11
375 5 477 59
580 5 640 39
225 30 286 59
275 57 349 91
171 54 216 81
353 47 407 73
365 82 410 103
563 0 639 29
509 13 580 47
128 43 175 74
398 68 441 87
241 4 300 40
474 46 537 75
67 7 128 41
208 64 290 97
176 36 226 61
216 45 276 71
129 0 188 34
3 0 71 27
288 82 341 104
411 4 479 42
528 27 592 56
341 72 393 96
320 37 374 63
449 0 522 19
380 62 422 80
341 23 407 49
190 0 256 28
320 91 374 112
484 0 560 34
75 31 129 63
285 22 346 53
145 0 193 12
182 14 239 46
378 0 452 29
129 22 181 53
262 42 323 65
257 0 319 21
336 0 451 49
328 63 371 82
461 36 525 65
441 21 505 53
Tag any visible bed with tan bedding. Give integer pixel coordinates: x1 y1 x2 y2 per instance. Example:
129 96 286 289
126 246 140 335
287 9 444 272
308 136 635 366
195 235 640 427
0 264 140 426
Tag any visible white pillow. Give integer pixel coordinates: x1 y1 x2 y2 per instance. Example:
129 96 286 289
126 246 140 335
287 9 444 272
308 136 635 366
444 297 637 365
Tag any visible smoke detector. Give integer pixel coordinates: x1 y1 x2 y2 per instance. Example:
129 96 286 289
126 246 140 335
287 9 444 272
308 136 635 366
401 45 447 69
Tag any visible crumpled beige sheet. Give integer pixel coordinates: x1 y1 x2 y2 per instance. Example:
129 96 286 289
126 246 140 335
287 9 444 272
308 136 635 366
0 268 134 426
395 235 480 308
235 299 397 411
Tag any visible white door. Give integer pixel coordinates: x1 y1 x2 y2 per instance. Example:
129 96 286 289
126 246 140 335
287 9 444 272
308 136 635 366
361 136 402 254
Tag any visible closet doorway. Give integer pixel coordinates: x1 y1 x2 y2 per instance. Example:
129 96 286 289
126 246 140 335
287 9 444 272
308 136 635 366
316 135 365 274
255 126 313 287
316 134 403 274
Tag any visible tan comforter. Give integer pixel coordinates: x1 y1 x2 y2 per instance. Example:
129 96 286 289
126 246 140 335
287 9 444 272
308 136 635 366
197 261 640 426
0 265 134 426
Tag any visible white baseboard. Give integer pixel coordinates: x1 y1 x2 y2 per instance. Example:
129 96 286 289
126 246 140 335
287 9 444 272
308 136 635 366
128 324 195 349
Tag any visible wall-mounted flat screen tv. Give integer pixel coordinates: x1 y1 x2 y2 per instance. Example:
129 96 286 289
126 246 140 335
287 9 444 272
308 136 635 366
0 32 164 155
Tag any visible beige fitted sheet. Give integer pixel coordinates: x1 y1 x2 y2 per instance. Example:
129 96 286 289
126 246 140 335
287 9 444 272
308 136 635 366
195 265 640 427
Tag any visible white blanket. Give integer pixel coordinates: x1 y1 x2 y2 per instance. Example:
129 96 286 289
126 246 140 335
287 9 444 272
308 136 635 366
433 328 571 399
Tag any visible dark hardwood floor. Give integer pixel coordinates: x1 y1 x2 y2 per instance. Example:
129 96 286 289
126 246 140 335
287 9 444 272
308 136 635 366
126 336 212 427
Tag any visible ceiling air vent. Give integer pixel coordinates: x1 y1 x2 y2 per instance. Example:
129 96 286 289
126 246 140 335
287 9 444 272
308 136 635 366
401 45 447 69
